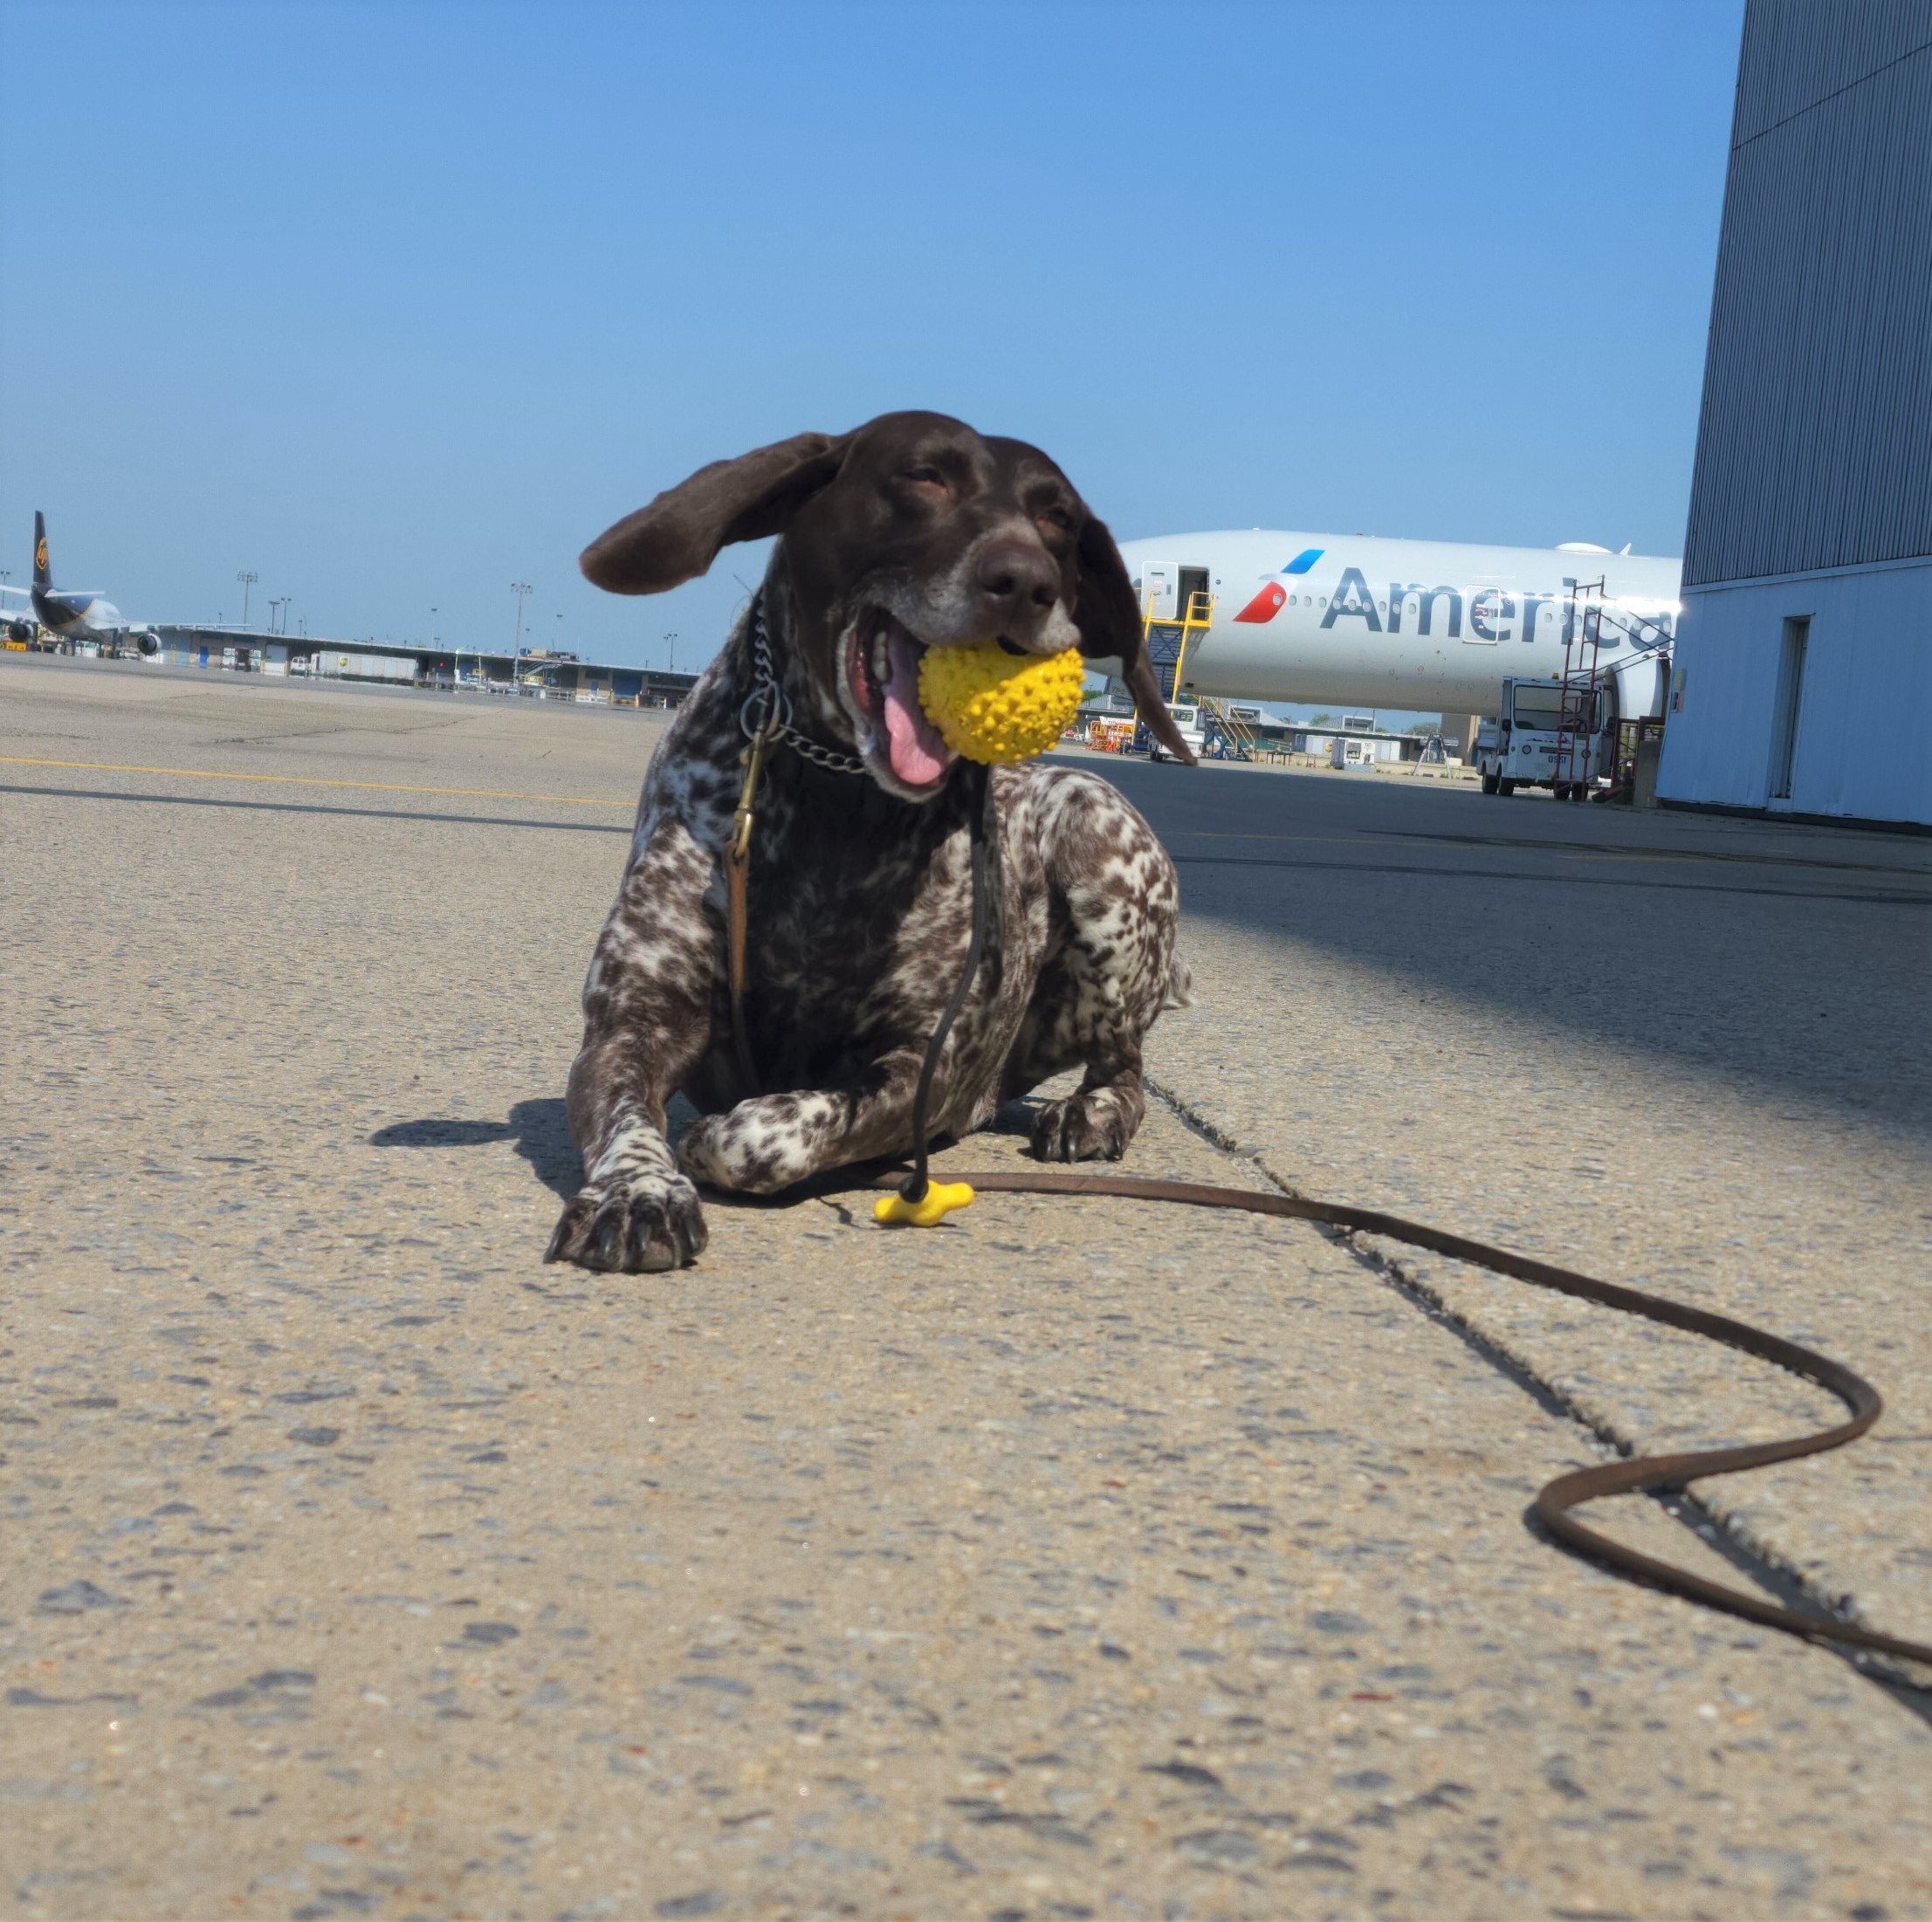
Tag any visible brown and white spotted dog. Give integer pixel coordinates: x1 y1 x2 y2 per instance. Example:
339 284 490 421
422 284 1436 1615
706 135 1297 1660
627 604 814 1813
547 410 1196 1273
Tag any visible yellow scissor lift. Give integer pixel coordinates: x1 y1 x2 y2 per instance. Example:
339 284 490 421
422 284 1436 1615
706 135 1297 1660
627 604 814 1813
1141 590 1258 760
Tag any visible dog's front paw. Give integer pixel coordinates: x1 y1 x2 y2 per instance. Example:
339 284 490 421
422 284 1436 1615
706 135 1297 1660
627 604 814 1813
677 1095 835 1196
545 1170 708 1273
1028 1086 1139 1163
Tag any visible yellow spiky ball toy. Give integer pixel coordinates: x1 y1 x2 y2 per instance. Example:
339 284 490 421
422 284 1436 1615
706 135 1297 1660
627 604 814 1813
918 642 1086 765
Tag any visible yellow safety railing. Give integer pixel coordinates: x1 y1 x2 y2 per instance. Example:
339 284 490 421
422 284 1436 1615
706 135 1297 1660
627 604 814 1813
1141 591 1260 756
1142 588 1215 699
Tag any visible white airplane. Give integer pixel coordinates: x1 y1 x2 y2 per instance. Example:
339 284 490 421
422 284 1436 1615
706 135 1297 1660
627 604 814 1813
18 511 157 651
1115 530 1681 719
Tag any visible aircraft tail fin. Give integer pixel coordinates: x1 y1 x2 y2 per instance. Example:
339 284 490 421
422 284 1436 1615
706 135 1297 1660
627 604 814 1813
32 511 50 589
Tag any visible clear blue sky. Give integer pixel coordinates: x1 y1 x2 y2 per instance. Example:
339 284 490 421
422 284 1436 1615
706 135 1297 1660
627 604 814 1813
1 0 1744 677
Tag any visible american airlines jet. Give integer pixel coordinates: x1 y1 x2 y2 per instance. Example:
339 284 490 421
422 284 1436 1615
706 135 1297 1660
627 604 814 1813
1116 531 1681 718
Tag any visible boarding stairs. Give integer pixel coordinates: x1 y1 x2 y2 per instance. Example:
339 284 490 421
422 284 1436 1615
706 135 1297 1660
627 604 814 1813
1142 588 1214 705
1564 585 1678 804
1552 578 1608 800
1196 697 1258 761
1139 589 1255 758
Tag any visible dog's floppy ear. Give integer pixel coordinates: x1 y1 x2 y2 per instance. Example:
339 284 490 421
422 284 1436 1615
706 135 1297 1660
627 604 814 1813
581 430 849 595
1073 513 1199 766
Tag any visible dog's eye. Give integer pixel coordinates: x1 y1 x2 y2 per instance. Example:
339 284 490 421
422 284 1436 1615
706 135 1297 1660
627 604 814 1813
899 465 949 493
1037 505 1075 535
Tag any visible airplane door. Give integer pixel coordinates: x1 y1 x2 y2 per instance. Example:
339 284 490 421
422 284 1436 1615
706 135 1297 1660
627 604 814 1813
1136 561 1188 702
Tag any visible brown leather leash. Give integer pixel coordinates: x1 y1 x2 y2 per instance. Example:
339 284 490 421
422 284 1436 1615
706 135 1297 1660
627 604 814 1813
718 703 1930 1670
860 1164 1932 1670
724 702 778 1098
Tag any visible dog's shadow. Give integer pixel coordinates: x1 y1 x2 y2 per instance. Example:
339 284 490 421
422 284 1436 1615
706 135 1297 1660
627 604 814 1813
369 1099 586 1199
370 1093 1054 1206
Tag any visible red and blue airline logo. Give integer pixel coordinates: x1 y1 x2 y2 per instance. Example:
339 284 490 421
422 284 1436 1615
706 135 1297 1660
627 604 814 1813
1233 547 1324 622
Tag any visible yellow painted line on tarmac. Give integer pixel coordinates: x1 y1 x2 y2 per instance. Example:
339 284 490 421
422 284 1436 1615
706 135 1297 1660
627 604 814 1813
0 755 633 808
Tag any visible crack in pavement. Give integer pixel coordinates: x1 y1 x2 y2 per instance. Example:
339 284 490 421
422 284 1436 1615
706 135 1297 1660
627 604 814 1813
1140 1073 1932 1720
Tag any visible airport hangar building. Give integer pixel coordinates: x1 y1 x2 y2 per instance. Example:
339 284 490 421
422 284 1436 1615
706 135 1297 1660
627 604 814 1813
1658 0 1932 832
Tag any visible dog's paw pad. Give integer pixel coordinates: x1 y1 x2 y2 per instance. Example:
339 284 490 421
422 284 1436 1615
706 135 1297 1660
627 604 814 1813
546 1173 708 1273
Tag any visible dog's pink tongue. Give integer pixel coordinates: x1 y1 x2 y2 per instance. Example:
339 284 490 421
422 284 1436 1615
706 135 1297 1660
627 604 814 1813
883 632 949 786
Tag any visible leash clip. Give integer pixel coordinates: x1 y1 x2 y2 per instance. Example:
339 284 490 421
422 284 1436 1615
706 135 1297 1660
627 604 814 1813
731 722 774 866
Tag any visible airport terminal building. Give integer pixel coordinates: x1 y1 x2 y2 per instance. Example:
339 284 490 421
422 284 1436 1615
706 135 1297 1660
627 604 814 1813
1658 0 1932 830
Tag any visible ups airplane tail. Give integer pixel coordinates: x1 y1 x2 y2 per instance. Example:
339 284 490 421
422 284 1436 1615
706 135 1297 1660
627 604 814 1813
32 511 50 589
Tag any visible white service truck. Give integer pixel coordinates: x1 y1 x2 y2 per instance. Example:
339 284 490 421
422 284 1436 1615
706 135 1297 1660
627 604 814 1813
1474 677 1613 800
1147 699 1208 763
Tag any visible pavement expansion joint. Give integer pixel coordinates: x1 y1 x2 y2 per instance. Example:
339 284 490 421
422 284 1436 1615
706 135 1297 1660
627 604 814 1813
1143 1073 1932 1715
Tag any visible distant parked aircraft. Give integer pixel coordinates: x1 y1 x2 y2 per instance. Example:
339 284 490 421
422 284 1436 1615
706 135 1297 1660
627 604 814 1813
21 511 156 651
1115 529 1681 720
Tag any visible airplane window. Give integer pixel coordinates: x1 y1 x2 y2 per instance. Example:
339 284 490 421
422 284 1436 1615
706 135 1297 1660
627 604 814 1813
1288 594 1296 606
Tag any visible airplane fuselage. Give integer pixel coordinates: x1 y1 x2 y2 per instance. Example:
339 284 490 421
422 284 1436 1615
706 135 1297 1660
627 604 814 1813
1117 531 1681 715
31 587 125 637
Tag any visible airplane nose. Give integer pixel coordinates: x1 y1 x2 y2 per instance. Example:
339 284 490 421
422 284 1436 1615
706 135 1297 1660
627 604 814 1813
973 538 1060 627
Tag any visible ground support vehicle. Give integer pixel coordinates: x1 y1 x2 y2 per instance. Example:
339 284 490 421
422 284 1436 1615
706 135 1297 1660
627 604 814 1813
1145 700 1208 763
1475 676 1614 798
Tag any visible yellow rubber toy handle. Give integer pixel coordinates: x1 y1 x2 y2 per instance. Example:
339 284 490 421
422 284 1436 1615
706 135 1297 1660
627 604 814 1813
873 1181 975 1227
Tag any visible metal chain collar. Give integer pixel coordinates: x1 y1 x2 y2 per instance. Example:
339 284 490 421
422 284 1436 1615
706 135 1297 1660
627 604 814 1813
741 599 870 777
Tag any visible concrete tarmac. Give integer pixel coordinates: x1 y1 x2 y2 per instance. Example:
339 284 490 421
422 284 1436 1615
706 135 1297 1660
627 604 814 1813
3 655 1929 1920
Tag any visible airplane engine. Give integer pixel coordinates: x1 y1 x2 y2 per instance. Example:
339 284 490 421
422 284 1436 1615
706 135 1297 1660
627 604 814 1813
5 619 32 643
136 632 162 657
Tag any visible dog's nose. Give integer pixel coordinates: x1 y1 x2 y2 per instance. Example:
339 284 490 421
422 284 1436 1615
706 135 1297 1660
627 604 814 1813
974 539 1060 622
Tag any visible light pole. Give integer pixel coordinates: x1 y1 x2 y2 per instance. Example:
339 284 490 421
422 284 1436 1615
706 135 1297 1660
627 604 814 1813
663 631 677 676
237 571 258 628
509 582 531 690
268 597 285 635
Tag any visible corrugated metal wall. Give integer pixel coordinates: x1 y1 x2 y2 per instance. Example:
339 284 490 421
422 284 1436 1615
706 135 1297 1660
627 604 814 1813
1732 0 1932 138
1681 0 1932 587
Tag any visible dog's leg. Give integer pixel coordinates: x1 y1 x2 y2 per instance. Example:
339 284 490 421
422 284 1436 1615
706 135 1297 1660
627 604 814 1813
678 1046 980 1195
1017 770 1186 1164
547 820 718 1273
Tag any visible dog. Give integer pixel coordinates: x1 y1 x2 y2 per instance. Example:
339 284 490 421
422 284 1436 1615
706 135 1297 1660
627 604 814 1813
546 410 1195 1273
